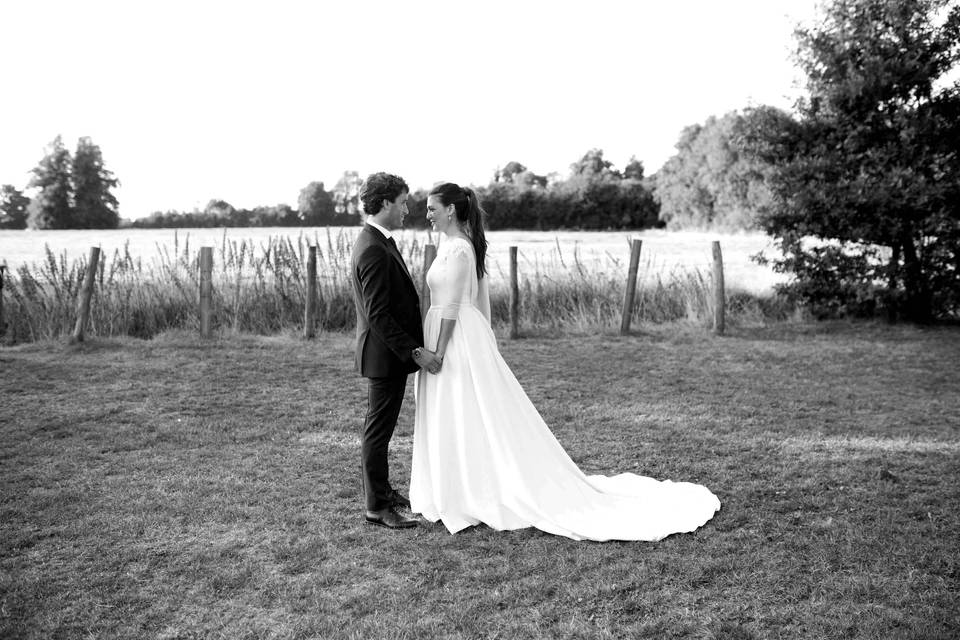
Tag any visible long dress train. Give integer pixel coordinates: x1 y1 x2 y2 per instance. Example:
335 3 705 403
410 237 720 541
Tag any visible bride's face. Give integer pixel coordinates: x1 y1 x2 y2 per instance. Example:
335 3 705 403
426 195 455 234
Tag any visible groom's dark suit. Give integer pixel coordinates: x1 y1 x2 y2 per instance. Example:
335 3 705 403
351 223 424 511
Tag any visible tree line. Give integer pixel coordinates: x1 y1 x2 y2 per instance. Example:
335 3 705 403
107 152 660 232
1 147 660 232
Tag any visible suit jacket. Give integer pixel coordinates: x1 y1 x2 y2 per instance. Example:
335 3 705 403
351 224 424 378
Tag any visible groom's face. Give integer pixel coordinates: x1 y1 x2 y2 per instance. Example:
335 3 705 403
381 191 409 230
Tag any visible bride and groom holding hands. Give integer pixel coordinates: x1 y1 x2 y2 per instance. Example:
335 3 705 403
351 172 720 542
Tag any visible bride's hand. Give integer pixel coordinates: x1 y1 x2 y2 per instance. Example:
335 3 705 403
419 349 443 375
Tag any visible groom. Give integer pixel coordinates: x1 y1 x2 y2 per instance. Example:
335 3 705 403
351 172 441 530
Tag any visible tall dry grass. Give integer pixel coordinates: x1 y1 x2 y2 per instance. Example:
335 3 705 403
0 230 788 344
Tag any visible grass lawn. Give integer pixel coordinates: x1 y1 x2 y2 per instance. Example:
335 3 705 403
1 322 958 639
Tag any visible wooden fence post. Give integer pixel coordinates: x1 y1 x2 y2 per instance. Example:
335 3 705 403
0 262 7 338
509 246 519 339
712 241 725 335
304 246 317 338
199 246 213 338
70 246 101 343
620 238 643 335
421 244 437 317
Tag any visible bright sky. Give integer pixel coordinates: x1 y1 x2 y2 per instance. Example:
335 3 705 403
0 0 820 219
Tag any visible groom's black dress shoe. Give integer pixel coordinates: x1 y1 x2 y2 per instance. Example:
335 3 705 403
365 508 417 529
388 490 411 509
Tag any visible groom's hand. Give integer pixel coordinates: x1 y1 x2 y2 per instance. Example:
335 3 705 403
427 350 443 374
414 348 443 374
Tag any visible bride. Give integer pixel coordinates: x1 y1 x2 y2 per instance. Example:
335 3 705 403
410 183 721 542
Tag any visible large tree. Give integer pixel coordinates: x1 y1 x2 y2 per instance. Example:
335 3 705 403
624 156 645 181
742 0 960 320
655 112 773 230
0 185 30 229
204 199 235 221
27 136 73 229
568 148 621 183
494 161 548 189
298 181 336 226
72 137 120 228
332 171 363 225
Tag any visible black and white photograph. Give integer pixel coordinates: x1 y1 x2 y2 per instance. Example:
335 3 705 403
1 0 958 638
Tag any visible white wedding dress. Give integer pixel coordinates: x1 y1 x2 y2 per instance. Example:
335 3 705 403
411 237 721 541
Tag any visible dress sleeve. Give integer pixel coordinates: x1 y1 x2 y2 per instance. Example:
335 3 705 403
440 240 474 320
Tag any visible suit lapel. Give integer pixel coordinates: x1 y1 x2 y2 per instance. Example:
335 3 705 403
388 239 414 282
365 224 415 287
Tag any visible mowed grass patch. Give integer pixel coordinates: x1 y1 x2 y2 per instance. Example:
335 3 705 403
1 323 958 639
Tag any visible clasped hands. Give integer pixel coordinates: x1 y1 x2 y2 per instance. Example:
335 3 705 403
413 348 443 375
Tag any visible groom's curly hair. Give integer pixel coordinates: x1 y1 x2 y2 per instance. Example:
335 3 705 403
360 173 409 216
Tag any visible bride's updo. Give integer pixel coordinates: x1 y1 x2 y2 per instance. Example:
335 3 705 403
429 182 488 279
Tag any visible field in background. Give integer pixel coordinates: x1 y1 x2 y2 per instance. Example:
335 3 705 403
0 229 791 344
0 227 785 293
2 324 958 638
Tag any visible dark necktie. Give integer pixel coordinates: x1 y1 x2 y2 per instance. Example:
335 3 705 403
386 236 412 280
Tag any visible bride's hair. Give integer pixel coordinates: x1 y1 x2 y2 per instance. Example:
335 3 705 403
429 182 488 279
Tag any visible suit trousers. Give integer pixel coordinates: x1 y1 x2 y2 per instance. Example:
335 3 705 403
361 374 408 511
